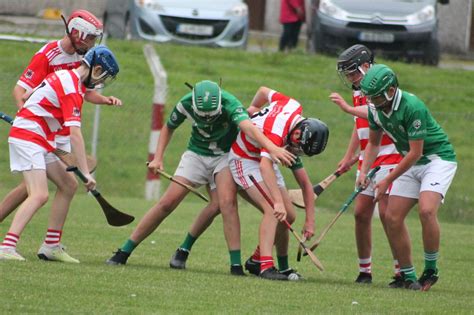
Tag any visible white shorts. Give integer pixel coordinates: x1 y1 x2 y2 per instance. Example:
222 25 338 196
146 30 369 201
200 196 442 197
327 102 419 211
45 135 71 164
174 151 228 190
228 152 285 189
357 164 397 197
390 159 457 200
9 138 48 172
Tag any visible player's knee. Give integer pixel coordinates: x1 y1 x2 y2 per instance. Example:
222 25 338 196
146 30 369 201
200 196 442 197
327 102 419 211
354 210 372 223
31 193 49 207
157 198 179 214
419 207 437 222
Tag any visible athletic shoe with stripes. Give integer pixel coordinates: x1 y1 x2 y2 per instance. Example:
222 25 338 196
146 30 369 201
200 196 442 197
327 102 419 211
106 249 130 265
37 243 79 263
169 248 189 269
0 246 26 261
418 269 439 291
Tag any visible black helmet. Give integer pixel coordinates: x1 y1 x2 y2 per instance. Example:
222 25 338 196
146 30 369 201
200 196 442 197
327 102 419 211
294 118 329 156
337 44 374 88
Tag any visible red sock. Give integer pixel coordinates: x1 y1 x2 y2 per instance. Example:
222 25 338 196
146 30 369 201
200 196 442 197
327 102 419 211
359 257 372 273
260 256 274 273
394 260 401 276
251 246 260 262
1 232 20 249
44 229 62 246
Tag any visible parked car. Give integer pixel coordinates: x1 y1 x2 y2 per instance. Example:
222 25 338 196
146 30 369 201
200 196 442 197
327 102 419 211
104 0 249 49
308 0 450 65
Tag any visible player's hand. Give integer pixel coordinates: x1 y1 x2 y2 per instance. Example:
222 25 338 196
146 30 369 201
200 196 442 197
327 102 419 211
147 159 163 174
329 93 351 113
336 157 355 174
374 178 390 203
302 221 314 239
273 202 287 222
84 174 96 191
356 172 368 189
270 146 295 167
105 96 122 106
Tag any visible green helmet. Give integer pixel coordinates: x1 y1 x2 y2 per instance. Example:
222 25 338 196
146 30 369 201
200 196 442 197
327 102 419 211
192 80 222 123
360 64 398 97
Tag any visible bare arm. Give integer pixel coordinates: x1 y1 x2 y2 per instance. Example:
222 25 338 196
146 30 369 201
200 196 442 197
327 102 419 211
147 124 175 172
12 85 27 109
85 90 122 106
69 126 96 190
247 86 272 115
383 140 423 185
293 167 315 238
357 129 383 187
329 93 368 119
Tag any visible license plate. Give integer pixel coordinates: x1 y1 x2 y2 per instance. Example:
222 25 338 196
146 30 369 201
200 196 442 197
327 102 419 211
177 24 213 36
358 31 395 43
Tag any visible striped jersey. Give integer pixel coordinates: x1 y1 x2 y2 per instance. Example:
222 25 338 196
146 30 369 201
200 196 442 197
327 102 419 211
353 89 402 169
9 69 85 152
17 40 82 137
231 90 302 162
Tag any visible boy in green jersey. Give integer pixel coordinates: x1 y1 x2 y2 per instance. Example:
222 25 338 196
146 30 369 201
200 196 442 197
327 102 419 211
105 80 294 275
358 64 457 291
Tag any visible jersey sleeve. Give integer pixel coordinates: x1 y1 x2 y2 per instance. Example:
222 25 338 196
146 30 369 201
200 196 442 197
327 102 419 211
17 53 49 91
406 105 428 140
288 156 303 170
269 90 291 104
166 102 187 129
221 91 250 125
367 106 381 131
60 93 83 128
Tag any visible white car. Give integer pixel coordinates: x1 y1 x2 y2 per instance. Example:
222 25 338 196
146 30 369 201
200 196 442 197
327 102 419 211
105 0 249 49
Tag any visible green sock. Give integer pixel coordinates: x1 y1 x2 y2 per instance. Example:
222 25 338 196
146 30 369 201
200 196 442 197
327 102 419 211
229 250 241 266
180 233 197 251
424 251 439 271
400 266 417 282
121 239 137 254
277 255 289 271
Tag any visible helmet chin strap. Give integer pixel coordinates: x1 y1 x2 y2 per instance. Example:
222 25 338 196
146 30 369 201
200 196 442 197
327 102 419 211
61 15 87 55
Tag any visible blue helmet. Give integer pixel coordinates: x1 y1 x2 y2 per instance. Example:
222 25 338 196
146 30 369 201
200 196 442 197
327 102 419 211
83 45 119 87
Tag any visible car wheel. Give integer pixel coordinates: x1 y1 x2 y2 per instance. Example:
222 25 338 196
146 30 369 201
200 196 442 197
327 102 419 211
422 38 440 66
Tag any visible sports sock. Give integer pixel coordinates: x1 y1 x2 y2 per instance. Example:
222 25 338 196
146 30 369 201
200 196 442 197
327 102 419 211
277 255 289 271
44 229 62 246
260 256 274 273
229 250 241 266
359 257 372 273
121 239 137 254
179 233 197 251
1 232 19 249
400 266 417 282
251 246 260 262
393 259 401 275
424 251 439 271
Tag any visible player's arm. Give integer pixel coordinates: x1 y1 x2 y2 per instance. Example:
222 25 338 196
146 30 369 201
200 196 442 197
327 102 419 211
84 90 122 106
329 93 368 119
382 139 423 185
247 86 272 115
69 126 96 191
13 53 49 109
12 85 27 109
238 119 295 166
337 125 359 174
260 157 286 221
292 167 315 239
148 125 175 172
357 128 383 187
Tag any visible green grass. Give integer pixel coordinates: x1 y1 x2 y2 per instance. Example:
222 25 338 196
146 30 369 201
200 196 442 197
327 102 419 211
1 39 472 223
1 193 473 314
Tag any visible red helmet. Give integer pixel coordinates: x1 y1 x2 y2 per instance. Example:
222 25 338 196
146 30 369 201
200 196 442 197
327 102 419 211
67 9 103 43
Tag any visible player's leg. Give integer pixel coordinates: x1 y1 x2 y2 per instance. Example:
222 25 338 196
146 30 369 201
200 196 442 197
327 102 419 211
0 181 28 223
36 159 79 263
417 160 457 291
214 166 245 275
0 142 49 261
353 194 375 284
170 186 220 270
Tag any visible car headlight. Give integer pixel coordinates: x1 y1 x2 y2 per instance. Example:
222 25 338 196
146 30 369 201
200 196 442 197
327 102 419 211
319 0 348 20
135 0 164 11
407 5 435 24
226 3 248 17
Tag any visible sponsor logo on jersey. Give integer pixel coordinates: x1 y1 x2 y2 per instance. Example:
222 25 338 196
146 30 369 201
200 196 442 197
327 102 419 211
73 107 81 117
25 69 34 79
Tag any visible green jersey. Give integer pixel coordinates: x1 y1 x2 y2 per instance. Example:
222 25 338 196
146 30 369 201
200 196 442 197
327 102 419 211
368 89 456 165
167 89 250 156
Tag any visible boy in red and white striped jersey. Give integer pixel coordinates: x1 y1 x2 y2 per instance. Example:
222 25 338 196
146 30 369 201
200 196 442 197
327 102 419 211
229 86 329 280
329 44 403 287
0 45 119 262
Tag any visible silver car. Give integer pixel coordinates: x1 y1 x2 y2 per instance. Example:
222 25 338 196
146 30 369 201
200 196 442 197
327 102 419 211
107 0 249 49
309 0 450 65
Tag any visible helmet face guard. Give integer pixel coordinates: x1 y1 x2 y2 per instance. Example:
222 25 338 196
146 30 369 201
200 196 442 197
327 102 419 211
337 44 374 89
83 45 119 89
62 10 103 55
360 64 398 110
290 118 329 157
192 80 222 124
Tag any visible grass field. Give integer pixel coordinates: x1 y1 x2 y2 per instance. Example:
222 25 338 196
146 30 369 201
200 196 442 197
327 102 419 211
0 38 473 313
